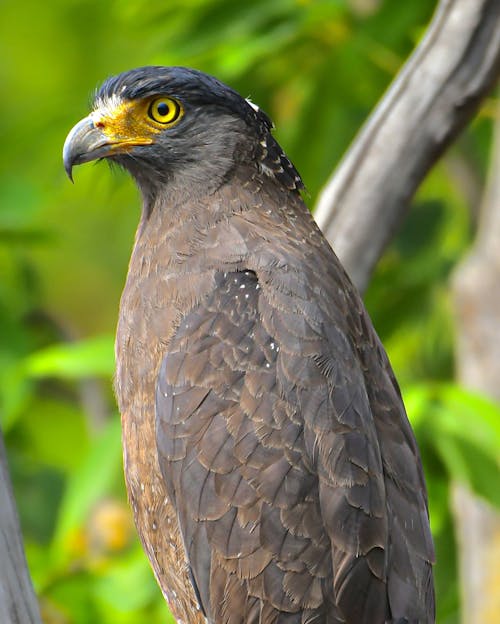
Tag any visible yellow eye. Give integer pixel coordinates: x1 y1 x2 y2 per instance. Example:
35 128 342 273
148 97 182 125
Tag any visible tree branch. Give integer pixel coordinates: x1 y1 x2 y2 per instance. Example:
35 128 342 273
451 96 500 624
314 0 500 293
0 431 42 624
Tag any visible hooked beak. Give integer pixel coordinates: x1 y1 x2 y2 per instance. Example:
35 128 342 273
63 114 154 182
63 116 113 182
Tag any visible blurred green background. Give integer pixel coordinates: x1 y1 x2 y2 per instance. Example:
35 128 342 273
1 0 499 622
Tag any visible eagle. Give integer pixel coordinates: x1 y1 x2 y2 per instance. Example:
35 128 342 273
63 66 435 623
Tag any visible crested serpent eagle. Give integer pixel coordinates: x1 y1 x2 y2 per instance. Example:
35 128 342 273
63 66 435 623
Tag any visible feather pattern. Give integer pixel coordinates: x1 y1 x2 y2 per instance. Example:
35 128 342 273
62 66 437 624
154 183 434 622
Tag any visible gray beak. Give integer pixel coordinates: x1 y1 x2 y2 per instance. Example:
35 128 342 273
63 115 113 182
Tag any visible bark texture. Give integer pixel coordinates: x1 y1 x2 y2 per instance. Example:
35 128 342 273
314 0 500 293
0 432 42 624
451 99 500 624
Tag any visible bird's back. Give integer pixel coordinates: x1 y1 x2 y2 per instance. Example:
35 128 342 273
117 175 434 623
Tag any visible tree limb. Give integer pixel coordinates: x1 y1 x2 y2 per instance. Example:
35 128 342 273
314 0 500 293
0 431 42 624
451 97 500 624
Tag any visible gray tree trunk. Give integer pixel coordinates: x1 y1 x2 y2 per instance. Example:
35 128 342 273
0 432 42 623
451 98 500 624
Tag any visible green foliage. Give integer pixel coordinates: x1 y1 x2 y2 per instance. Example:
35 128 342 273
25 335 115 380
51 414 122 556
0 0 497 622
404 383 500 623
420 384 500 494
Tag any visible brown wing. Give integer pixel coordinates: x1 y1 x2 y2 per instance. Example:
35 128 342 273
156 268 434 624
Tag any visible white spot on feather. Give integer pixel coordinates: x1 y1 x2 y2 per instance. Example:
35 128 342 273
260 163 275 178
245 97 261 113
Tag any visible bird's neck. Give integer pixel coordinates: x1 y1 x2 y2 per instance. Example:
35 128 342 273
115 170 311 414
115 176 249 410
135 162 259 240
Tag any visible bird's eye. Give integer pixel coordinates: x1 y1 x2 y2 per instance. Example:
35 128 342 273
148 97 182 125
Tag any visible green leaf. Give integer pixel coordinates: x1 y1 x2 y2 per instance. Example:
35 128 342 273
19 397 89 472
404 382 500 507
52 415 122 558
438 384 500 459
24 334 115 379
92 547 168 614
0 358 32 432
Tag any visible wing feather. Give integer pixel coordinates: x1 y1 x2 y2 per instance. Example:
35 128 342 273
156 267 434 623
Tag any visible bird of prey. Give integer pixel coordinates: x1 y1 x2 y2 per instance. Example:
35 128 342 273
63 66 435 623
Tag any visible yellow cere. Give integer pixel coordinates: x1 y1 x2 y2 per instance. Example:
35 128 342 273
90 95 184 147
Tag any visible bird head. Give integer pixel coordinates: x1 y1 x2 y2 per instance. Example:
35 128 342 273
63 66 302 201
